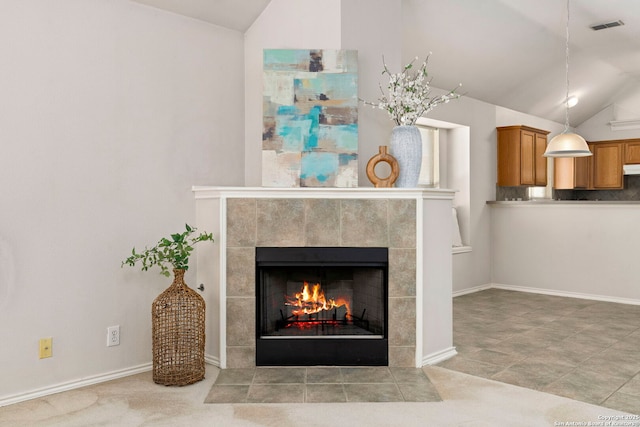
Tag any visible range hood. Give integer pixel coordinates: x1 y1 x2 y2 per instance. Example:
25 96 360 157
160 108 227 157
623 164 640 175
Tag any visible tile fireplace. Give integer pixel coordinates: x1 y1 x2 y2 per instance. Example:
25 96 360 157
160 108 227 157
193 187 456 369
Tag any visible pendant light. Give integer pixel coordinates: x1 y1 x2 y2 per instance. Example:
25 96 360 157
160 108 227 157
543 0 592 158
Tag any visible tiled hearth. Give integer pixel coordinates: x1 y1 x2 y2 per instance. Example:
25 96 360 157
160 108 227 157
204 367 442 403
194 187 455 369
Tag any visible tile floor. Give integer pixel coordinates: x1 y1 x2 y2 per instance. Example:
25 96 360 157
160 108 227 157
438 289 640 414
204 366 441 403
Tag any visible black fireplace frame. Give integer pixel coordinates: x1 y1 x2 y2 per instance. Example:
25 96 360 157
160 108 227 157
255 247 389 366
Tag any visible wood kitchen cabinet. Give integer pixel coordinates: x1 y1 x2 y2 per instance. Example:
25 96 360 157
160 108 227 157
553 156 589 189
624 140 640 164
497 125 550 186
591 141 623 189
554 141 623 190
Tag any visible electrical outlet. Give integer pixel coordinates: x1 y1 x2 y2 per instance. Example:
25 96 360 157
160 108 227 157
39 338 52 359
107 325 120 347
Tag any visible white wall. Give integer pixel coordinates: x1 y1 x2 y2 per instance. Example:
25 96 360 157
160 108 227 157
244 0 343 186
419 102 570 293
243 0 405 187
0 0 245 403
420 98 496 292
491 204 640 303
447 127 471 244
341 0 403 186
577 105 640 141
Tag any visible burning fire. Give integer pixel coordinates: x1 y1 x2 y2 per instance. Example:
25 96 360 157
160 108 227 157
285 282 350 316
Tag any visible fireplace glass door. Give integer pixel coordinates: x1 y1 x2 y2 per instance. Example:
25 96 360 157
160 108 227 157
256 247 388 366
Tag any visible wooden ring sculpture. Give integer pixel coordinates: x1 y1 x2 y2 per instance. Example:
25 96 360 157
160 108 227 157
366 145 400 187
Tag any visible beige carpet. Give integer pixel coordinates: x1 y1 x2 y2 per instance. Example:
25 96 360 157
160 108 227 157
1 365 635 427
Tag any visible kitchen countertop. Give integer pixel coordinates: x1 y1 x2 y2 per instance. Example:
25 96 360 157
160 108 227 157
488 200 640 205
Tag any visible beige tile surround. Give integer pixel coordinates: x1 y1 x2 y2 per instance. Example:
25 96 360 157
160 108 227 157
225 198 417 368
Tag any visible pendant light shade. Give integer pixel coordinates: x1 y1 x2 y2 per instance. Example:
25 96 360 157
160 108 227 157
544 132 591 157
543 0 592 158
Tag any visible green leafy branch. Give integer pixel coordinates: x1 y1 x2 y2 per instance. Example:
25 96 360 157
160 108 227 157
121 224 214 277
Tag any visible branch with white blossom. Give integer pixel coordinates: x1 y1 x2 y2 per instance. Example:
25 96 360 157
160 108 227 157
360 54 463 126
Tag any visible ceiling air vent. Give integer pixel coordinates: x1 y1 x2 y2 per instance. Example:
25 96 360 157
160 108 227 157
590 20 624 31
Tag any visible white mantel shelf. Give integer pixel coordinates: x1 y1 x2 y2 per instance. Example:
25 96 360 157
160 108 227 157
192 186 456 200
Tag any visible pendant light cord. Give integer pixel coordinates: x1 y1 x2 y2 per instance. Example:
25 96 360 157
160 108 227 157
543 0 591 158
563 0 571 133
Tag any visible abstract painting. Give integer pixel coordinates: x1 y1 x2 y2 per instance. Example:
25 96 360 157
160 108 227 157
262 49 358 187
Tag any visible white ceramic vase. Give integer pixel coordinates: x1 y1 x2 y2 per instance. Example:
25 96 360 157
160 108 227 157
389 125 422 187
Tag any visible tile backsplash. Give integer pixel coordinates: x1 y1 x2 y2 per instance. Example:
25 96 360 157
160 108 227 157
497 176 640 201
554 175 640 201
495 185 530 201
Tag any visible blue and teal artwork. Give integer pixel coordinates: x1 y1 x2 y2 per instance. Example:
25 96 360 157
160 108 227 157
262 49 358 187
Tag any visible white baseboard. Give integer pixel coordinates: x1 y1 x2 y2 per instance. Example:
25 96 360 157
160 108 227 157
0 363 152 408
205 354 221 367
491 283 640 306
452 284 492 297
0 356 224 408
421 347 457 366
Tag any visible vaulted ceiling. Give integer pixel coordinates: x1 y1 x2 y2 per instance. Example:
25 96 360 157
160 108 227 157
131 0 271 32
131 0 640 126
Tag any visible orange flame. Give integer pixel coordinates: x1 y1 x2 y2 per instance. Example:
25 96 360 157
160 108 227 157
285 282 351 316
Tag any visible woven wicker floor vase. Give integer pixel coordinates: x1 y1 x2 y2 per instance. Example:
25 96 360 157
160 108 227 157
152 268 205 386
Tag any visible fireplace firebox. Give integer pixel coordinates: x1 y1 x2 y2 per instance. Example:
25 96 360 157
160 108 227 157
256 247 388 366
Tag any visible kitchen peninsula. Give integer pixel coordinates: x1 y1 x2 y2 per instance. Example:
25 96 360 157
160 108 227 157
489 200 640 304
